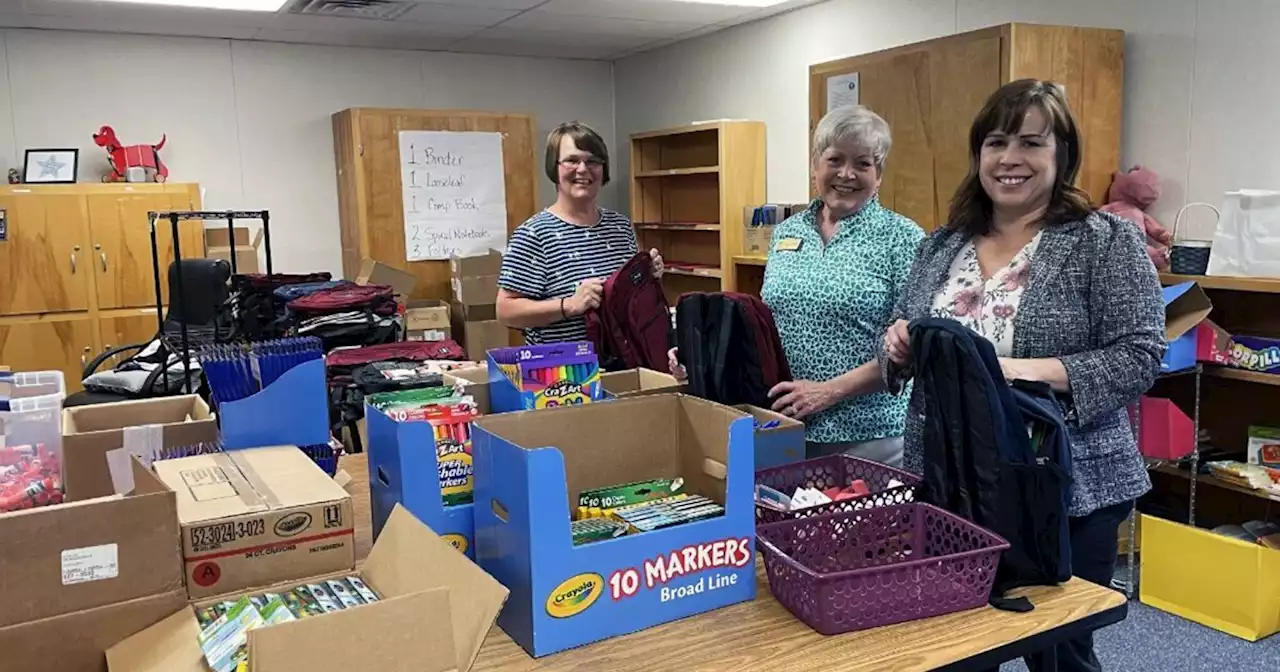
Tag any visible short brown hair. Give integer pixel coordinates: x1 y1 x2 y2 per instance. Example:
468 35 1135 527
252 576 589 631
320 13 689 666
946 79 1092 236
544 122 610 186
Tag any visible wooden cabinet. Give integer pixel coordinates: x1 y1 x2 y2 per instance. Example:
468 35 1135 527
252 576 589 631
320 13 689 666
0 183 202 389
331 108 538 303
810 23 1124 231
628 121 766 299
0 316 96 392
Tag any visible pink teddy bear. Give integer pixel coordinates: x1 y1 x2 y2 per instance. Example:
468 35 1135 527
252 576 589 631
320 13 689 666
1098 165 1173 271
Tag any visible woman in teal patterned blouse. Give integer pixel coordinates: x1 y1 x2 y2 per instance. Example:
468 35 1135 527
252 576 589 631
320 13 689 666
746 105 923 466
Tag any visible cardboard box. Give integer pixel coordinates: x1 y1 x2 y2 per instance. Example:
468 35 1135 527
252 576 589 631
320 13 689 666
735 404 806 469
353 258 417 300
0 457 184 629
1 588 187 672
453 313 510 361
106 505 509 672
451 275 500 307
1162 282 1213 372
443 366 490 414
472 394 756 657
451 300 498 323
204 226 263 275
62 396 218 498
365 406 476 557
450 250 504 278
152 446 355 600
450 250 503 308
1141 513 1280 641
404 299 451 342
600 368 684 399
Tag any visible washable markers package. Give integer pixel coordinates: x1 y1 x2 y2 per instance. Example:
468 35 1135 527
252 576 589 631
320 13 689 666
106 505 509 672
486 341 605 412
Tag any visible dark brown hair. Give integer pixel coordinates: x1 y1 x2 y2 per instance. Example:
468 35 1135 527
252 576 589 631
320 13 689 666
544 121 610 186
946 79 1092 236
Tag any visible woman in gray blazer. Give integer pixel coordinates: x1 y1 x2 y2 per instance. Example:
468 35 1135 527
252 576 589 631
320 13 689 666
883 80 1164 672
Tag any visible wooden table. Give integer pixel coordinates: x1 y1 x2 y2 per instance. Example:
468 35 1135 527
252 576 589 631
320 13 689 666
340 454 1126 672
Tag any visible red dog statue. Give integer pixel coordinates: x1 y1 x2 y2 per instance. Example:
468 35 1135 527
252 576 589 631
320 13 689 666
92 125 168 183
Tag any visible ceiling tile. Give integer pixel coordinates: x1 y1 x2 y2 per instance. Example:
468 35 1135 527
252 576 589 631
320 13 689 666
498 10 701 38
264 13 479 37
396 2 520 26
417 0 550 9
256 27 444 51
537 0 757 24
19 13 262 39
469 25 654 49
451 36 618 60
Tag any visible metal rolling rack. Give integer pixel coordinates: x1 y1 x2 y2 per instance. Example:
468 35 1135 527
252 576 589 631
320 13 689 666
147 209 274 392
1113 363 1203 599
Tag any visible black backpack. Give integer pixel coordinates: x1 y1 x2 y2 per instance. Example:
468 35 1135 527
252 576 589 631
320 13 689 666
675 292 791 408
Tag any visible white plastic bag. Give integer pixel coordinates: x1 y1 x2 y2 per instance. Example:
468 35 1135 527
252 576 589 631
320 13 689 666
1207 189 1280 277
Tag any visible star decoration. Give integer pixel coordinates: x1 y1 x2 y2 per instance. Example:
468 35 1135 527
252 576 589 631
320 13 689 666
37 154 66 178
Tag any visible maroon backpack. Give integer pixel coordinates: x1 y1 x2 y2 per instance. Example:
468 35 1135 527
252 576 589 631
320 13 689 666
584 250 672 372
287 284 397 316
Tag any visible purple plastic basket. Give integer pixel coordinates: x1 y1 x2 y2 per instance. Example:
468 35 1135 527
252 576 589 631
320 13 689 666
755 455 920 525
757 502 1009 635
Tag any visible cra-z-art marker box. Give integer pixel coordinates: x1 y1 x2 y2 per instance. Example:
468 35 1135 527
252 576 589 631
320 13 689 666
472 394 756 657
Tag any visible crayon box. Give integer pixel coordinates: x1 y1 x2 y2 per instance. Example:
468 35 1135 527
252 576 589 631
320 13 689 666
365 403 479 558
486 342 605 413
472 394 756 657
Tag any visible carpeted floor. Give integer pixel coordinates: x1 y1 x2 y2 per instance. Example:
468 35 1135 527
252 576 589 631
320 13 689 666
998 581 1280 671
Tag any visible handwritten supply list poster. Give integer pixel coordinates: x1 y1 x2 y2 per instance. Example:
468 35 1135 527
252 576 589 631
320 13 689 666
398 130 508 261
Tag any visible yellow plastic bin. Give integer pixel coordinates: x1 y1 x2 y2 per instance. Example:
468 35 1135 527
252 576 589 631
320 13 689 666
1139 514 1280 641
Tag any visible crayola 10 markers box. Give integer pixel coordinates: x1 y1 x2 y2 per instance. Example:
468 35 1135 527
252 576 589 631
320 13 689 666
486 342 605 413
363 399 480 559
472 394 756 657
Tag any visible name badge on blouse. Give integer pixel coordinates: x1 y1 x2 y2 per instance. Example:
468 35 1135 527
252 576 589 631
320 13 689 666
775 237 803 252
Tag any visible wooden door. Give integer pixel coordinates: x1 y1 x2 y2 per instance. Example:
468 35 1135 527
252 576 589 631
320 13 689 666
334 109 537 302
0 317 96 392
0 191 91 315
88 187 203 310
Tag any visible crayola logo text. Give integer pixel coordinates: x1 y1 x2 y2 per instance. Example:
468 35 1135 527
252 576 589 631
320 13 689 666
442 534 469 554
545 573 604 618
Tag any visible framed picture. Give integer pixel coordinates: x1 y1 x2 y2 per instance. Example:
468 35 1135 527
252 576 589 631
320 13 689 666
23 148 78 184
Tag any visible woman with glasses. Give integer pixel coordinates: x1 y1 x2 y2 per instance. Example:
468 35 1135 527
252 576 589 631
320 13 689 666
497 121 664 344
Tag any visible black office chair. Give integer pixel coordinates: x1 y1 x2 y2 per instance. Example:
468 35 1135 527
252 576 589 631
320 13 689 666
66 258 233 407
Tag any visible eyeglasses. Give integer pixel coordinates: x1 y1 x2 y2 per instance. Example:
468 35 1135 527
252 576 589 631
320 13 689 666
559 156 605 169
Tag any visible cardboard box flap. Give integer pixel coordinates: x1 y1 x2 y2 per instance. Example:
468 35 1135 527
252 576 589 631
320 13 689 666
64 395 211 434
205 226 262 250
354 259 417 298
153 447 348 524
363 505 508 671
105 608 205 672
250 590 459 672
1164 282 1213 341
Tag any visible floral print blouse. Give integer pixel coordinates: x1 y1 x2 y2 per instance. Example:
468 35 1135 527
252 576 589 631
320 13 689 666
929 232 1043 357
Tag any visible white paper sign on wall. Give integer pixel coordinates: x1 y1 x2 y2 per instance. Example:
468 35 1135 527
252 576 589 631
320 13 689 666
826 72 860 112
398 131 508 261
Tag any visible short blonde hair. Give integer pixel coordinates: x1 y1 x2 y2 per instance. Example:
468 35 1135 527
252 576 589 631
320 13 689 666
811 105 892 172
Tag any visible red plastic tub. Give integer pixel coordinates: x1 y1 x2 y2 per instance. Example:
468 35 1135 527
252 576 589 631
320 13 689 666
755 454 920 525
757 502 1009 635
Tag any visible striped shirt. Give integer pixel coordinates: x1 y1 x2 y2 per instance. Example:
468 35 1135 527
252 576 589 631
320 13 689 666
498 208 639 344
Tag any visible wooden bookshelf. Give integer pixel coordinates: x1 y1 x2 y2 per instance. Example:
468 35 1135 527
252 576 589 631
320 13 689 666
1148 274 1280 527
629 121 766 302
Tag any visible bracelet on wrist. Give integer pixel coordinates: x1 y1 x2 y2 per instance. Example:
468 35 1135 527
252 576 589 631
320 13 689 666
560 297 567 319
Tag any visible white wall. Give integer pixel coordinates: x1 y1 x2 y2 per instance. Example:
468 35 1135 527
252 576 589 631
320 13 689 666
0 29 616 275
614 0 1263 241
